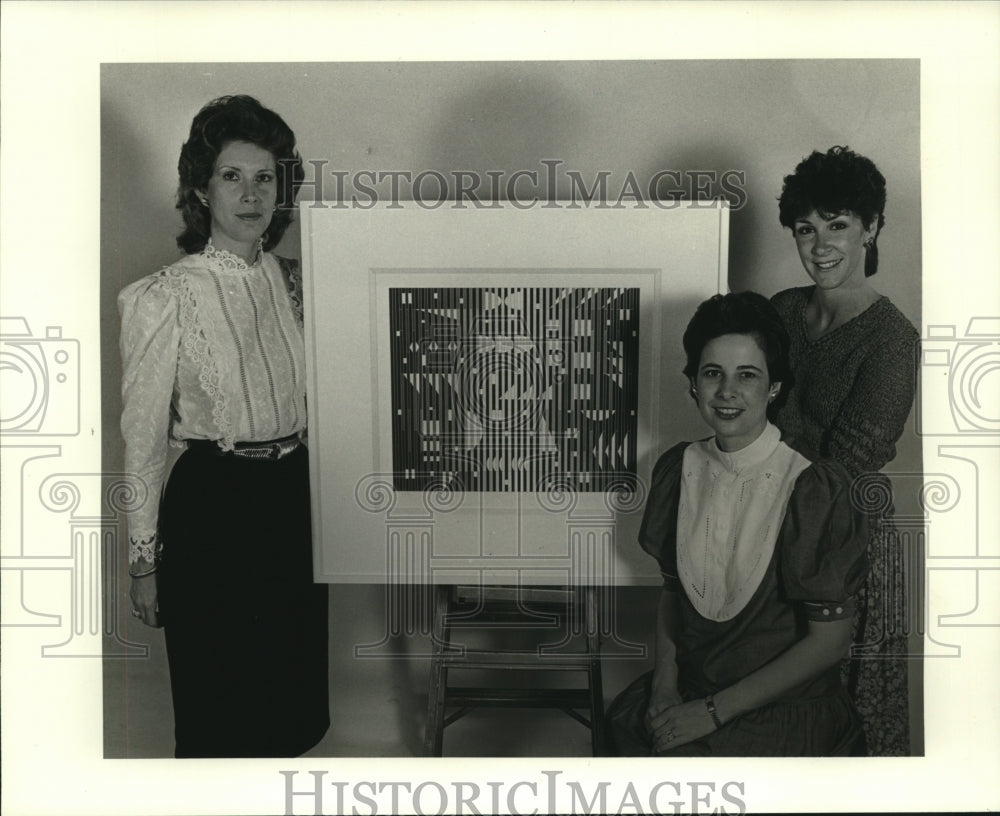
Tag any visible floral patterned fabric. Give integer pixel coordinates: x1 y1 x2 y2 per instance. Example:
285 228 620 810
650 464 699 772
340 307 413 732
772 286 919 757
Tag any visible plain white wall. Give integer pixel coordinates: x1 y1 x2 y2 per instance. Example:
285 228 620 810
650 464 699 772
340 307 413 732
101 60 922 756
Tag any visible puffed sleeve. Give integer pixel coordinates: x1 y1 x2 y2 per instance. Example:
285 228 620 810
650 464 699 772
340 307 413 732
638 442 688 589
118 273 181 562
780 459 869 621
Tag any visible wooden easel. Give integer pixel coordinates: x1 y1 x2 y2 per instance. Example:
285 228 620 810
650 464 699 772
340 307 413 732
423 584 605 756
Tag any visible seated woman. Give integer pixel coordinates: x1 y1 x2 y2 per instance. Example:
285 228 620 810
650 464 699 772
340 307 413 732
607 291 868 756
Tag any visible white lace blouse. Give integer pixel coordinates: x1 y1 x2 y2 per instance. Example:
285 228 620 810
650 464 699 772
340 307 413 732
118 242 307 561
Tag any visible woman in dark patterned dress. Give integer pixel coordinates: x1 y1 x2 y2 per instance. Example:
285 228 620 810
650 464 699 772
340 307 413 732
772 146 919 756
606 292 868 757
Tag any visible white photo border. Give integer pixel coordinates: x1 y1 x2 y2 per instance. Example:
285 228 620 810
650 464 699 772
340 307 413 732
2 2 998 814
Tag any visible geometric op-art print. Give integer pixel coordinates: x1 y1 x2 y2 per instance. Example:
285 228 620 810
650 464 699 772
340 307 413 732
389 286 639 492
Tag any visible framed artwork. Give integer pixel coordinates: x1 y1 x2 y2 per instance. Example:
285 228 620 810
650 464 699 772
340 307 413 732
387 285 640 494
301 203 727 584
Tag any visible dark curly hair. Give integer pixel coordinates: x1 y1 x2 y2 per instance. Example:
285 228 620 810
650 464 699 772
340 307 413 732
175 95 304 254
778 146 887 277
682 291 792 420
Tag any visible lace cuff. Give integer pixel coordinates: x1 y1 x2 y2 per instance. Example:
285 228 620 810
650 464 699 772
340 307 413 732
128 534 163 566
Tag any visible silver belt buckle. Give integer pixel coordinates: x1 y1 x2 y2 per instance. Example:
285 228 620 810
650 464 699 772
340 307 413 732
232 438 297 460
268 437 299 459
282 438 300 458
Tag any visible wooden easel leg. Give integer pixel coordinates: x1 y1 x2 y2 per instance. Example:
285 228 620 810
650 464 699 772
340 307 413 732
422 584 451 757
585 585 606 756
422 584 606 757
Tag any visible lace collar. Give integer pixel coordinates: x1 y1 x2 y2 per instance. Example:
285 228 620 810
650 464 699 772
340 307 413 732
200 237 264 273
703 422 781 474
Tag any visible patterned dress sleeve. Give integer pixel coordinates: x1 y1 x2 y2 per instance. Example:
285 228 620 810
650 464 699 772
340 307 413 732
118 273 181 564
638 442 688 589
827 317 919 476
779 459 869 622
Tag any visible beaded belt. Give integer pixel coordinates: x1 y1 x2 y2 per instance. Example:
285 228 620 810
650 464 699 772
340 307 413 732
188 434 302 461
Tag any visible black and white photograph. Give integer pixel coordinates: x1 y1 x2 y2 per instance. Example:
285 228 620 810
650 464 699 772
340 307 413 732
2 3 998 815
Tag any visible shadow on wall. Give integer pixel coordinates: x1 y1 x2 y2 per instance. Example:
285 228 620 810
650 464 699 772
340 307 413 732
640 142 761 293
100 93 187 471
419 74 764 296
422 73 589 197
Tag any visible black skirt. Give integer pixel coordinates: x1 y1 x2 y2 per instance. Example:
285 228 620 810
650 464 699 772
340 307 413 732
157 443 329 758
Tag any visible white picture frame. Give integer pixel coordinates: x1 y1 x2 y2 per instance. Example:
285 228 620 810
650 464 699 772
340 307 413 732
301 202 728 584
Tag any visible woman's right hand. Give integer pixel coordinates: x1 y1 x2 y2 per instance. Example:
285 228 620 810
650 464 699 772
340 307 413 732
647 587 683 743
645 681 682 741
129 573 161 628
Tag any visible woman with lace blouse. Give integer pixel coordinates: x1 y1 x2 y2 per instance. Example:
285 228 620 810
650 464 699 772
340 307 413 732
606 292 868 756
119 95 328 758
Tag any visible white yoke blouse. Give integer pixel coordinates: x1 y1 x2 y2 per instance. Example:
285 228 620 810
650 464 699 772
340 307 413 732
676 422 812 622
118 240 307 564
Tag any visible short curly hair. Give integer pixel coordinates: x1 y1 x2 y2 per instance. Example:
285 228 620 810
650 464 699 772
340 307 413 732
682 291 792 420
778 146 887 277
175 95 304 254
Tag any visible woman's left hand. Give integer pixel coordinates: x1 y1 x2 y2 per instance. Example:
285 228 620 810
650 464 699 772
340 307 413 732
648 698 719 752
